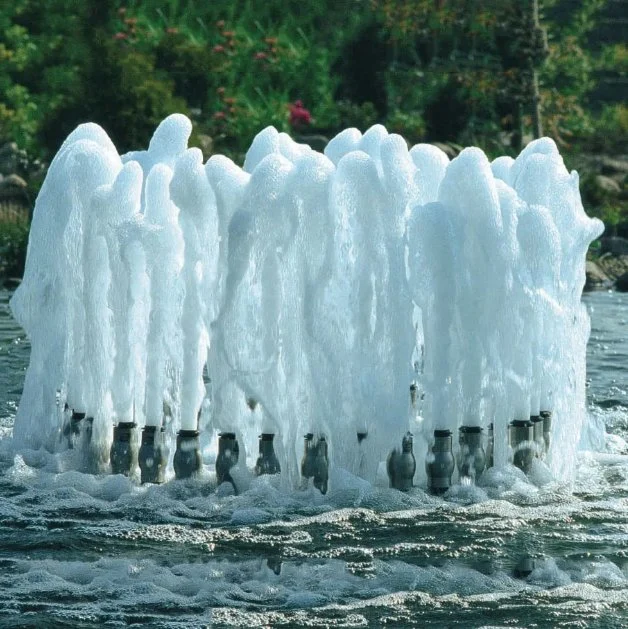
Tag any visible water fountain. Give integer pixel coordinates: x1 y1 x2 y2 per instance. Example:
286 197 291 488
8 113 603 494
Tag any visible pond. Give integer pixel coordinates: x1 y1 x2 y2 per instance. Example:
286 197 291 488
0 288 627 627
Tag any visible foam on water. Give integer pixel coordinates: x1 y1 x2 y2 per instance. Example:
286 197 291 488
1 449 626 626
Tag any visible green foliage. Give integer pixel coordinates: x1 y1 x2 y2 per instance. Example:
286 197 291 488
0 0 623 162
0 18 39 151
584 104 628 154
328 100 378 132
155 34 213 108
386 110 426 144
0 219 29 278
43 34 188 154
0 0 626 276
596 43 628 74
579 168 626 239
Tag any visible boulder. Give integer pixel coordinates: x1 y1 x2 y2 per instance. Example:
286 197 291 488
195 134 213 159
585 261 611 291
432 142 462 159
615 271 628 292
0 174 28 200
600 156 628 176
595 174 621 196
2 277 21 291
0 142 28 176
597 253 628 281
600 237 628 256
294 134 329 153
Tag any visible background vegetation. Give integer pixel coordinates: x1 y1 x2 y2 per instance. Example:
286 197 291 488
0 0 626 276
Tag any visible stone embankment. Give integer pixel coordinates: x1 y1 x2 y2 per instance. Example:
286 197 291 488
586 238 628 292
0 141 44 223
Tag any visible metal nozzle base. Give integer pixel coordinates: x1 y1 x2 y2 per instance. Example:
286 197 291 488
173 429 202 480
426 429 455 495
110 421 138 476
139 426 167 484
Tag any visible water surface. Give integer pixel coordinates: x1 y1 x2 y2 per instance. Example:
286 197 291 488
0 289 627 628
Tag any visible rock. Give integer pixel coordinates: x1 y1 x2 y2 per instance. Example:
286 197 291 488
0 142 27 177
600 156 628 176
0 141 18 160
294 134 329 153
597 253 628 282
2 278 21 290
616 271 628 292
595 174 621 196
585 261 611 291
600 237 628 256
431 142 464 159
195 134 213 159
0 174 28 201
1 173 26 188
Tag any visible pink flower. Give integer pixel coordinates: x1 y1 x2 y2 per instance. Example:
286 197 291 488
254 51 267 60
289 101 312 128
113 32 128 40
213 111 227 120
213 44 225 53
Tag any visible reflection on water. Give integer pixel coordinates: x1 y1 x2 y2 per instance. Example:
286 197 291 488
0 288 627 627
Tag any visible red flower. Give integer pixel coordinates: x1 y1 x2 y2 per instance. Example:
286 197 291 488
113 32 128 40
213 111 227 120
289 100 312 128
254 51 267 60
213 44 225 53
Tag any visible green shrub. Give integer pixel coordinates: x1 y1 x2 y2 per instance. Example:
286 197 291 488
41 33 189 154
0 219 29 278
155 33 214 108
386 110 426 144
585 104 628 153
0 0 624 167
332 100 378 132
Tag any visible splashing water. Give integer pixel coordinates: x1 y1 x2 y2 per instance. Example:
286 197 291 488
7 114 603 492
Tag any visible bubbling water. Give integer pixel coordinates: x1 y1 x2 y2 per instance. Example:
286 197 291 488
9 114 603 492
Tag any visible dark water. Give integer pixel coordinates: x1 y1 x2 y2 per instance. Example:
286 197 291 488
0 289 627 628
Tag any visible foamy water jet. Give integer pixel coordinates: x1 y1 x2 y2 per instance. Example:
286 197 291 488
8 114 603 496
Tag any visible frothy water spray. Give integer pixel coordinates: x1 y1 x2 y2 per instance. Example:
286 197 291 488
9 114 603 494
